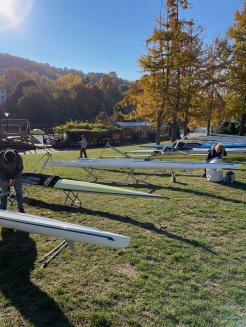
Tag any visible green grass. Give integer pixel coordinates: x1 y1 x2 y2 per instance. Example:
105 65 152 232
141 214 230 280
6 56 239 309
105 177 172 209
0 145 245 327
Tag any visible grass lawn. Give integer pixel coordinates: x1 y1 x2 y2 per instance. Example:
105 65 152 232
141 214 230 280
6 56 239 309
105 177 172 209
0 145 245 327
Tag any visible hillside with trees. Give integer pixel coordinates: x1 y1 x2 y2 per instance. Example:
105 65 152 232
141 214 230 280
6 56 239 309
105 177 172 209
0 53 82 80
0 0 245 139
0 53 130 129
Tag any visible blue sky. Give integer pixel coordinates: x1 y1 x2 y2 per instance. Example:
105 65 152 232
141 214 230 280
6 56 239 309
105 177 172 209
0 0 244 80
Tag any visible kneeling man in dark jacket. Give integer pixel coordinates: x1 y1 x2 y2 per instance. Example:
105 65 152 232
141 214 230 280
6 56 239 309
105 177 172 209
202 143 227 178
0 149 24 213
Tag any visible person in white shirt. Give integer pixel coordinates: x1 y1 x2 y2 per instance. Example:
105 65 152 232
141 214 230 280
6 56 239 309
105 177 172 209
79 135 88 158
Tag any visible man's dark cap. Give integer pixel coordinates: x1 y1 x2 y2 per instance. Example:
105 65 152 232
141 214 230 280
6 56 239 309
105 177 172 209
4 149 16 162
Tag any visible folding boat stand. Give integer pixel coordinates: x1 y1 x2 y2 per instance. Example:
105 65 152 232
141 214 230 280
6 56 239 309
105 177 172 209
39 240 75 268
99 141 132 159
83 167 98 182
79 142 124 183
92 142 152 185
171 170 176 183
39 150 54 174
63 190 82 207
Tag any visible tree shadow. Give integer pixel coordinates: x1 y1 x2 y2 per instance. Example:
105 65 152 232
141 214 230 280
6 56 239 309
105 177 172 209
0 231 74 327
221 181 246 191
25 197 216 255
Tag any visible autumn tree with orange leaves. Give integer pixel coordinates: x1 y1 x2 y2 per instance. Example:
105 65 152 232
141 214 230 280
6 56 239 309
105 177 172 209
225 1 246 135
120 0 205 142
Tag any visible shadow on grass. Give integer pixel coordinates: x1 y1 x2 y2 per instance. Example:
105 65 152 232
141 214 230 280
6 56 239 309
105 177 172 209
89 168 168 177
0 231 74 327
224 157 246 163
85 179 245 204
221 181 246 191
25 197 216 255
95 181 187 192
139 184 246 205
98 181 246 204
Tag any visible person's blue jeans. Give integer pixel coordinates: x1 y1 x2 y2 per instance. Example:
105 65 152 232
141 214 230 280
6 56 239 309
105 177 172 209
0 176 24 210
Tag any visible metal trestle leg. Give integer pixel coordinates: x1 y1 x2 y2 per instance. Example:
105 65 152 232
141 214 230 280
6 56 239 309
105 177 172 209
63 190 82 207
39 240 74 268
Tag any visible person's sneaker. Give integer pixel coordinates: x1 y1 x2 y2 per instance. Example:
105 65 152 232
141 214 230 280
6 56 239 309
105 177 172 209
18 207 25 213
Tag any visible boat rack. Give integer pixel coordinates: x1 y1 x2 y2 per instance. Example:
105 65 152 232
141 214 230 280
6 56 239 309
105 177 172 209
63 190 82 207
100 142 177 183
39 240 75 268
79 142 153 185
98 141 131 159
83 167 98 182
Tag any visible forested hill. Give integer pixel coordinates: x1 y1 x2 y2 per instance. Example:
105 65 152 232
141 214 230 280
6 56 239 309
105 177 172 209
0 52 128 86
0 53 131 128
0 53 82 80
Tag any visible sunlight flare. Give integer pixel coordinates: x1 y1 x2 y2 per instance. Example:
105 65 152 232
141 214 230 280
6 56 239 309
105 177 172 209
0 0 34 31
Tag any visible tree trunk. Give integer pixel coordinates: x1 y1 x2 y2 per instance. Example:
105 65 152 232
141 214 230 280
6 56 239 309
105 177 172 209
239 113 246 136
172 67 181 141
207 119 211 136
183 108 189 137
171 114 178 141
156 122 161 145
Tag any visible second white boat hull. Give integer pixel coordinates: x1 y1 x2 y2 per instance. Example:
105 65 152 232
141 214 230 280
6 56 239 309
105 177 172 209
0 210 130 248
45 158 241 170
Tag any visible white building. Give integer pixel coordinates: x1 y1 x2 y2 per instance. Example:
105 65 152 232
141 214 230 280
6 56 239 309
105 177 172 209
0 89 7 106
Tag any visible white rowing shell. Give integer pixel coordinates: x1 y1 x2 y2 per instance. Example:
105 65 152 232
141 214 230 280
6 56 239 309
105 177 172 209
127 148 246 154
55 179 162 197
126 150 162 154
22 173 162 198
45 158 241 170
190 147 246 153
0 210 130 248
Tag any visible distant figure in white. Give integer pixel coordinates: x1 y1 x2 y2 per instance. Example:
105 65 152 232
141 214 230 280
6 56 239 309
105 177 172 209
79 135 88 158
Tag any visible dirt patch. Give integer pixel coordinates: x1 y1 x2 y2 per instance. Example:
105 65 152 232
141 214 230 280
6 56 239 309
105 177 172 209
116 263 139 278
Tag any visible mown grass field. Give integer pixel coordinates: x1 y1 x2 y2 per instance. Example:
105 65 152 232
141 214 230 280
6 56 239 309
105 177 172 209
0 145 245 327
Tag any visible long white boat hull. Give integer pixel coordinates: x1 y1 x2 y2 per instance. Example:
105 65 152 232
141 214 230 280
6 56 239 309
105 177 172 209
126 150 162 154
192 134 246 143
44 158 241 170
191 147 246 153
0 210 130 248
126 148 246 155
22 173 161 198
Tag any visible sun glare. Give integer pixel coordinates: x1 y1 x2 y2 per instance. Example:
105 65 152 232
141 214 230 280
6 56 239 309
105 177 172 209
0 0 34 31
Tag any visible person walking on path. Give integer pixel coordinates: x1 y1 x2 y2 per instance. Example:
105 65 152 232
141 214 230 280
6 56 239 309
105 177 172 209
0 149 25 213
79 135 88 158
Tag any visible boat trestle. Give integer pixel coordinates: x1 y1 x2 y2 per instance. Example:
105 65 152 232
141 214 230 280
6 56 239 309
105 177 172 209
39 240 75 268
